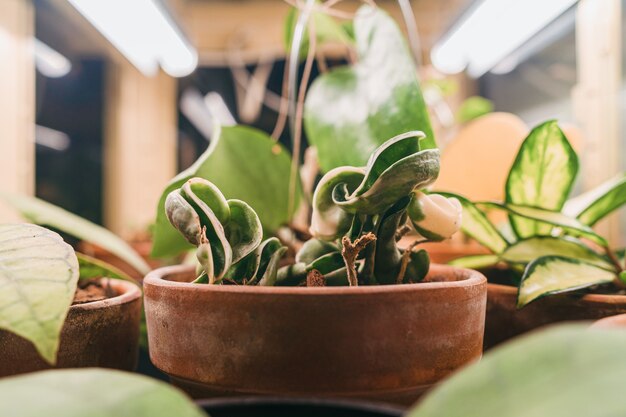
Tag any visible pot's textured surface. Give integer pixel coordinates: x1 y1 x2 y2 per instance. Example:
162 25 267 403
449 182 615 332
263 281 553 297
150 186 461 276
485 283 626 349
144 264 487 405
0 279 142 377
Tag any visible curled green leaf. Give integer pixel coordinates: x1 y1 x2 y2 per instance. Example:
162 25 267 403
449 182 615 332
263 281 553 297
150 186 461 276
334 132 440 214
165 178 266 284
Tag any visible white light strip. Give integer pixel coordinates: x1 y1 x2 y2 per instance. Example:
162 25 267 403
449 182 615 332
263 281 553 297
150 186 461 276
34 39 72 78
35 125 70 151
67 0 197 77
431 0 578 77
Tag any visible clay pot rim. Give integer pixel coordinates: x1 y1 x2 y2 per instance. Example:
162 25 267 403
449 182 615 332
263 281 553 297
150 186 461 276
488 282 626 304
71 278 141 312
144 264 486 295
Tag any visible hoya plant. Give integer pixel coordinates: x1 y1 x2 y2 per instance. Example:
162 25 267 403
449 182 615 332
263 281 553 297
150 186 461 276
0 223 135 364
152 5 439 263
441 120 626 307
165 131 462 286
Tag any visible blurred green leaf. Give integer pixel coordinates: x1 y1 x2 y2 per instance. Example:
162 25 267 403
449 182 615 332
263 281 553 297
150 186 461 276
76 252 135 282
284 5 353 59
0 193 150 275
304 5 435 173
409 325 626 417
502 236 610 268
518 256 615 308
0 224 78 364
437 192 509 254
565 174 626 227
0 369 207 417
483 202 607 247
448 255 499 269
152 125 300 258
456 96 493 123
506 121 579 238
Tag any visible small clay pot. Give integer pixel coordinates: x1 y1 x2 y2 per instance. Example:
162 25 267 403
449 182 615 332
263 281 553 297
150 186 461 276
485 283 626 349
144 264 487 405
197 397 404 417
0 279 142 377
592 313 626 329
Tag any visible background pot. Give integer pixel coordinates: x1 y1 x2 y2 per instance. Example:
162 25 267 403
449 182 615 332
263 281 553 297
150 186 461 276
485 283 626 349
197 397 404 417
144 264 487 405
0 279 142 377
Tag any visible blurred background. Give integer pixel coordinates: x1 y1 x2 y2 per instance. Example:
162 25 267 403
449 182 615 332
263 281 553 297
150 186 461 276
1 0 624 246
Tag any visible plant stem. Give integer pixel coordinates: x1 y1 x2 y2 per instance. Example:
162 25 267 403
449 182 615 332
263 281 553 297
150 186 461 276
341 233 376 286
396 239 427 284
605 246 624 273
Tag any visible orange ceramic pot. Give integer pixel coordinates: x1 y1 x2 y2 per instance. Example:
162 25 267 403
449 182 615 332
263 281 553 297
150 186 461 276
144 264 487 405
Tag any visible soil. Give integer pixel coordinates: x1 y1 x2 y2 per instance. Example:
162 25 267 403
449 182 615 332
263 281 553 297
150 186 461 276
73 278 117 305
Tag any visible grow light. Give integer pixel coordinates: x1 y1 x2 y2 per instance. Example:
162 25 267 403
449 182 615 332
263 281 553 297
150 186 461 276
67 0 197 77
34 39 72 78
431 0 578 77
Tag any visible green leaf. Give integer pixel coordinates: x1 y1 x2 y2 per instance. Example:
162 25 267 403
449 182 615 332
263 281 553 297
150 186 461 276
0 369 207 417
76 253 134 282
304 5 435 173
448 255 500 269
565 174 626 226
225 199 263 263
0 193 150 276
310 166 363 240
284 5 353 60
408 324 626 417
152 125 300 258
296 238 339 265
436 192 509 254
334 132 440 215
502 236 610 268
505 121 579 238
456 96 493 123
0 224 79 364
518 256 616 308
257 240 288 287
483 202 607 246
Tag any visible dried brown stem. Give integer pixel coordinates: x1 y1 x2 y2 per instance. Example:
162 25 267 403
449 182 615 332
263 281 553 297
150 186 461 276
396 239 426 284
395 224 412 241
271 61 291 140
306 269 326 287
341 233 377 286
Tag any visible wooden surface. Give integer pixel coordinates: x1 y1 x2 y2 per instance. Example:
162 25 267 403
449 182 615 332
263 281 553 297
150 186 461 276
0 0 35 221
104 61 177 238
573 0 622 246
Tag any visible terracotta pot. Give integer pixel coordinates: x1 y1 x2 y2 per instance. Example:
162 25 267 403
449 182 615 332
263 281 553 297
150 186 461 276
197 397 404 417
0 279 142 377
485 283 626 349
592 313 626 329
420 241 490 264
144 264 487 405
78 240 163 281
